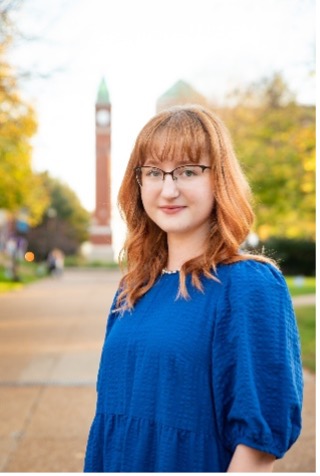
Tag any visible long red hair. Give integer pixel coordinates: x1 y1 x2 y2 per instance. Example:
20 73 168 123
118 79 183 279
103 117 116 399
117 105 273 309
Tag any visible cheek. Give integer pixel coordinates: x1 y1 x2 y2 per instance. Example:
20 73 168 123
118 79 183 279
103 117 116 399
197 187 215 205
140 187 156 211
199 190 215 217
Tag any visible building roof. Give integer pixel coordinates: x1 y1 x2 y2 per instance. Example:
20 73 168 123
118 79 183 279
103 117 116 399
159 80 196 99
97 78 110 104
156 80 208 112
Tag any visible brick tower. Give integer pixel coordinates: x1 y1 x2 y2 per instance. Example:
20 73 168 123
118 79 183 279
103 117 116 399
89 78 113 261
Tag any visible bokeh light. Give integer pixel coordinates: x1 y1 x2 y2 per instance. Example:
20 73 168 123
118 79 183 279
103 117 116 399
25 251 35 262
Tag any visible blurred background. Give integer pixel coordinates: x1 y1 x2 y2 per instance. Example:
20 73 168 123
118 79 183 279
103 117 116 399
0 0 316 472
0 0 315 268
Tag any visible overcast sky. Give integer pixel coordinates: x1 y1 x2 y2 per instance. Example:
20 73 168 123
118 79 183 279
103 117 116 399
10 0 316 253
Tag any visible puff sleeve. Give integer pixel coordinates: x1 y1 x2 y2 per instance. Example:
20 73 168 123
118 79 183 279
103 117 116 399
212 261 303 458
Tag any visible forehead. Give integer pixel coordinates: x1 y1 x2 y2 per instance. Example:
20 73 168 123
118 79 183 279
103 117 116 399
139 111 210 166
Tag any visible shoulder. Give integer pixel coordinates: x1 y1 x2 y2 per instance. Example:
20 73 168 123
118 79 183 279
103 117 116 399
217 259 287 290
213 260 296 340
215 259 292 310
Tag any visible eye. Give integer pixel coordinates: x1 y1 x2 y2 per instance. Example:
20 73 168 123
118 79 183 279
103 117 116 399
145 167 162 178
179 166 200 178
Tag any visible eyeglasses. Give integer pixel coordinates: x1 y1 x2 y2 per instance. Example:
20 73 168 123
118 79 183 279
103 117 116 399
135 164 211 187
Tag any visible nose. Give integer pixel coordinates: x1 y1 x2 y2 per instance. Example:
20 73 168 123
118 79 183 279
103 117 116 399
160 174 180 198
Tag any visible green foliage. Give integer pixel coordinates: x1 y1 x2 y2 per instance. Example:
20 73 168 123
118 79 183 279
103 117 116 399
260 237 315 276
27 173 90 260
219 73 315 240
45 174 90 243
0 86 50 224
295 305 315 372
0 1 49 225
1 2 87 243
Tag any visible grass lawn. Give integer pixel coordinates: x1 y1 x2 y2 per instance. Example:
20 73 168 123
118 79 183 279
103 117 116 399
0 281 24 293
286 276 316 296
0 261 45 294
295 305 316 373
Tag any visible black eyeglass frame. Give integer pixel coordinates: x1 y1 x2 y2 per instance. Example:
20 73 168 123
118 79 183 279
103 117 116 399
134 164 211 186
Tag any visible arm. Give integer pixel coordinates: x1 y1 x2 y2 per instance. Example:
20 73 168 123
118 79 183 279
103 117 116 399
213 262 302 467
227 444 275 473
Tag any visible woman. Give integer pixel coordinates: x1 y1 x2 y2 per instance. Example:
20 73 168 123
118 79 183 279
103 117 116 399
84 105 303 472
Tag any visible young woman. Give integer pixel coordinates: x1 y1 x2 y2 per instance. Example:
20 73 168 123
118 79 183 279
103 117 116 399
84 105 303 472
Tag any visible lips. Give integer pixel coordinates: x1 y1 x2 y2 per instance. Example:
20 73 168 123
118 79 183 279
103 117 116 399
159 206 186 214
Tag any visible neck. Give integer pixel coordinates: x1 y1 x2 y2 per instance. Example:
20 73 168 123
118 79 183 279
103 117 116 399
166 233 207 271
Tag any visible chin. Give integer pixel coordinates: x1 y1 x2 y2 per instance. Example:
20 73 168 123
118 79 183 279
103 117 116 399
158 225 189 235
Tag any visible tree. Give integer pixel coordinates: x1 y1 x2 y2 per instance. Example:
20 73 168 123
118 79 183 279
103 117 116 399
0 93 50 225
27 174 90 260
0 0 49 225
218 74 315 240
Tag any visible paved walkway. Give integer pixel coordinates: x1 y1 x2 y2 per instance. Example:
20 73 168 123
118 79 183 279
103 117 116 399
0 269 315 472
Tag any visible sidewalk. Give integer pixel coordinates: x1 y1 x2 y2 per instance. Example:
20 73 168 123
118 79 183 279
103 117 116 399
292 294 316 307
0 269 315 472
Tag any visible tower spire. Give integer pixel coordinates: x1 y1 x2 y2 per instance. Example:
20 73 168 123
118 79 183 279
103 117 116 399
97 78 110 104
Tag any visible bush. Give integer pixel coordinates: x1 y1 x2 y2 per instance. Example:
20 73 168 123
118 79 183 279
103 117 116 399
254 237 315 276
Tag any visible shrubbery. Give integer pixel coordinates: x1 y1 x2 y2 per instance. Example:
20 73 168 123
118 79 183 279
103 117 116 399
252 237 315 276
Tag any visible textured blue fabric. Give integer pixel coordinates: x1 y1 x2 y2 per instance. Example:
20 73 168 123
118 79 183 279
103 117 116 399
84 261 303 472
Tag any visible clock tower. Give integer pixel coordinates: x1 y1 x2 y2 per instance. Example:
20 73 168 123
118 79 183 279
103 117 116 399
89 78 113 261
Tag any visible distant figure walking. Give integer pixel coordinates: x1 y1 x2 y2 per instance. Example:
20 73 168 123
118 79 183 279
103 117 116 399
47 248 64 276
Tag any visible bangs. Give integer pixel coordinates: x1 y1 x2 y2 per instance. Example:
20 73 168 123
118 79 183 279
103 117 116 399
139 110 210 165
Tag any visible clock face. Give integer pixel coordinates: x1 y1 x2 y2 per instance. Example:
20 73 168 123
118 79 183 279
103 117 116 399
96 109 110 126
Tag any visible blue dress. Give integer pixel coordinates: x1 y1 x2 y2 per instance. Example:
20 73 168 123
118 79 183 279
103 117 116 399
84 260 303 472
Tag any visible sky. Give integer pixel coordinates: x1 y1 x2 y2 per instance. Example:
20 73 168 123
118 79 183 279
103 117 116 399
9 0 316 254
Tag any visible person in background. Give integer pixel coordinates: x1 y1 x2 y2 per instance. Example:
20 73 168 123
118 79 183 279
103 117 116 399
84 105 303 472
47 248 64 276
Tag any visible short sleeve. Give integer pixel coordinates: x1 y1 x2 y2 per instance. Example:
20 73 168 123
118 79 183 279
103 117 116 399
212 261 303 458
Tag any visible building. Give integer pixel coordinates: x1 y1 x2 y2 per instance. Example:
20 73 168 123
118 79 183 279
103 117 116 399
89 78 113 262
156 80 209 112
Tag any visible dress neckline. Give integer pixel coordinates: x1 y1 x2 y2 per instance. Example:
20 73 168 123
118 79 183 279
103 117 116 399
161 268 180 275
